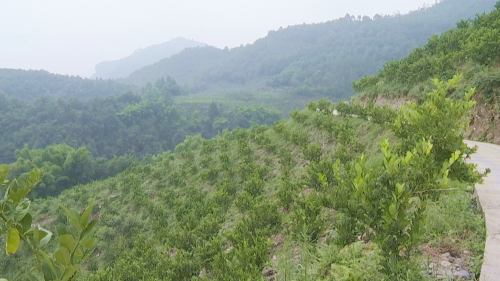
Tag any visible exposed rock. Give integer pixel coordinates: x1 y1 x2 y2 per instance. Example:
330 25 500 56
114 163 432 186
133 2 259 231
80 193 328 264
440 260 452 268
441 252 451 259
436 267 453 278
429 262 437 269
262 266 276 277
454 269 471 278
270 233 284 249
199 267 206 278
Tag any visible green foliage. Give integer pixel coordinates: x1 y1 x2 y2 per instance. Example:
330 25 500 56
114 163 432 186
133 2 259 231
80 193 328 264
324 77 483 273
0 82 281 165
0 69 130 101
0 165 98 280
354 2 500 103
0 87 485 280
8 144 136 197
349 139 458 271
393 76 481 182
125 0 497 100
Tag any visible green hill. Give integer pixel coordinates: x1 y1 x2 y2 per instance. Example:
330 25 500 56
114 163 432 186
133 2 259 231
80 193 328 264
1 90 485 280
91 37 207 79
124 0 497 101
353 2 500 145
0 69 131 101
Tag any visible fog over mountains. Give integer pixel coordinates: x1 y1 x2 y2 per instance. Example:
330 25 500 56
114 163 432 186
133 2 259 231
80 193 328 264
91 37 207 79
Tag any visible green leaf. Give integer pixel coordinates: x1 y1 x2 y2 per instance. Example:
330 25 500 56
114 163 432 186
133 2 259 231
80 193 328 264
56 225 68 236
37 227 53 248
0 164 8 185
79 200 94 229
61 264 80 281
355 163 362 176
6 227 20 254
55 247 71 266
388 204 397 218
21 213 32 234
27 168 42 185
60 205 82 232
404 151 413 164
3 204 15 221
15 200 30 221
80 219 97 240
81 237 96 249
42 260 56 280
74 247 83 259
59 234 76 252
396 183 405 196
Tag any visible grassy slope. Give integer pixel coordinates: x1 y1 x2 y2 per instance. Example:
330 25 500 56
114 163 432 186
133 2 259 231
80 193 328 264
1 103 484 280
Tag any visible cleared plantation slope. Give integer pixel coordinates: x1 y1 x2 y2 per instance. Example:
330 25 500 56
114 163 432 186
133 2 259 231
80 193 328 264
0 101 485 280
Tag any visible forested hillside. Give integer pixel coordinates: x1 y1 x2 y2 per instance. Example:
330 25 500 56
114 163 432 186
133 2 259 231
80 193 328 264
0 69 131 101
0 80 281 196
125 0 497 100
353 2 500 144
91 37 207 79
1 84 486 279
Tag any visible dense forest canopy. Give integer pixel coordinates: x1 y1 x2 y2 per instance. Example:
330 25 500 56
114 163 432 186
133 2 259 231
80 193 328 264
91 37 207 79
124 0 497 100
0 69 132 101
353 1 500 104
0 76 281 198
0 81 281 165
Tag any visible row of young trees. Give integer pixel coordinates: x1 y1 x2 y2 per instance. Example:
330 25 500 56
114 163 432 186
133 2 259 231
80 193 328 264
1 77 483 279
91 77 482 279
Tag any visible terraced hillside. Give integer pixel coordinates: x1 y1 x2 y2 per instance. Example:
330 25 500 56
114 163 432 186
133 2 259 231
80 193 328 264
2 88 486 279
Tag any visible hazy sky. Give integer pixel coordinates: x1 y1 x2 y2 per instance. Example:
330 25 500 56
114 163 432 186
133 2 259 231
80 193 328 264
1 0 435 77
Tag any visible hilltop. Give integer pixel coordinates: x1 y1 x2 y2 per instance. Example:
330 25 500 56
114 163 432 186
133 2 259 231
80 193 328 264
91 37 207 79
0 69 131 101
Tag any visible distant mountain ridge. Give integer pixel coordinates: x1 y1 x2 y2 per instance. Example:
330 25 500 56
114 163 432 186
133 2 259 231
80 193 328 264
91 37 207 79
124 0 498 100
0 68 131 101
